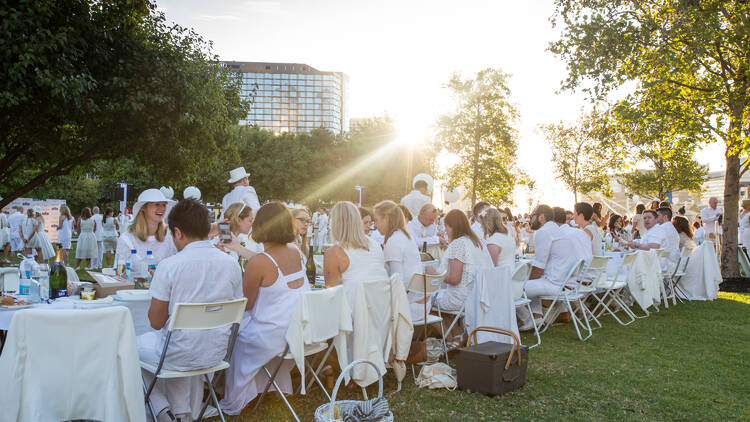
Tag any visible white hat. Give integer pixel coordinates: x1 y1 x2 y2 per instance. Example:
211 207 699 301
159 186 174 200
33 206 42 213
132 189 175 219
183 186 201 200
228 167 250 184
412 173 434 194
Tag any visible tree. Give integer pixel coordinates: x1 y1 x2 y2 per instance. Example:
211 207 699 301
612 96 708 199
541 109 619 202
549 0 750 277
436 69 524 207
0 0 248 209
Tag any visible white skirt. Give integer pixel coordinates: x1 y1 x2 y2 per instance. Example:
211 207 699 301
37 230 56 260
58 229 72 250
76 232 99 259
0 227 8 247
25 232 41 250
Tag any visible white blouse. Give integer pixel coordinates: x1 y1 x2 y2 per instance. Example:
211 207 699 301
115 230 177 266
435 236 492 311
486 232 516 267
383 230 422 287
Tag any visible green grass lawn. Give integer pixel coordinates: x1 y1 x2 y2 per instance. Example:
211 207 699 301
221 292 750 422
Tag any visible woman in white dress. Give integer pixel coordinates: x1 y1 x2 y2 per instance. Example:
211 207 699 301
740 200 750 247
221 201 310 415
57 205 74 265
373 200 426 320
115 189 177 272
631 204 647 239
21 208 41 259
101 207 119 267
75 207 98 269
33 207 55 262
482 208 516 267
434 209 492 342
673 216 697 249
0 211 9 264
325 201 387 301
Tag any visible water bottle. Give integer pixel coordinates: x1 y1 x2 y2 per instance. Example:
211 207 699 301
36 263 50 300
18 256 36 295
145 250 157 285
125 249 138 282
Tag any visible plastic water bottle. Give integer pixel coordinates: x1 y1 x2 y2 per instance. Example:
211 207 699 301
18 256 36 295
145 250 157 285
125 249 138 282
35 263 50 301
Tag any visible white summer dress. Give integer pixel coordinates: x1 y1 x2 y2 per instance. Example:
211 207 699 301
220 249 310 415
434 236 493 312
22 217 40 250
340 237 389 302
76 218 98 259
35 220 56 260
57 217 73 249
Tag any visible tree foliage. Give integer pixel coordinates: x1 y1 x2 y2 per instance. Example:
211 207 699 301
541 109 619 202
549 0 750 276
436 69 525 207
0 0 248 208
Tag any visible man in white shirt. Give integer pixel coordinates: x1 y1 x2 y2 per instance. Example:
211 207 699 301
558 207 593 263
657 207 680 264
7 206 25 256
221 166 261 219
525 205 581 319
628 210 665 251
138 198 243 421
400 180 431 219
470 201 491 240
407 203 446 250
700 197 722 243
91 206 104 269
315 208 329 251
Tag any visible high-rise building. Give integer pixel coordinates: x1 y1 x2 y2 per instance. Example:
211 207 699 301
221 61 349 134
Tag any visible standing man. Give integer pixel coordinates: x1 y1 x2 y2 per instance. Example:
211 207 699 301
8 206 26 262
92 206 104 269
700 197 722 251
400 178 431 219
221 167 261 219
315 208 329 252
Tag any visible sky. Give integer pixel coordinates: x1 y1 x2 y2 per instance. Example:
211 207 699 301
157 0 726 211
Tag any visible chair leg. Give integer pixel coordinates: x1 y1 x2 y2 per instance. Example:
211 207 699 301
571 299 592 341
250 346 289 417
305 358 332 401
439 318 449 365
142 378 157 422
525 302 541 348
539 297 561 333
303 343 335 394
261 366 301 422
203 373 226 422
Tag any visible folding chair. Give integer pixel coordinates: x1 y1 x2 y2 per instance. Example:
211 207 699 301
589 253 637 326
141 298 248 422
654 248 675 308
576 256 610 329
537 259 591 342
739 246 750 278
406 270 449 369
511 262 541 348
252 286 352 421
667 246 693 305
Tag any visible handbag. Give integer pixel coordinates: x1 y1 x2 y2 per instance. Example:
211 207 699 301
405 273 429 365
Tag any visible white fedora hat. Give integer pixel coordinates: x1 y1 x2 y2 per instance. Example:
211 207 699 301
228 167 251 184
183 186 201 200
132 189 175 219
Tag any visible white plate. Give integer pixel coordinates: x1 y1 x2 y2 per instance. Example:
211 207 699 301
114 290 151 301
0 303 35 311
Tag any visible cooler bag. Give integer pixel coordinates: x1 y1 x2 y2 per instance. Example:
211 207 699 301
456 326 528 396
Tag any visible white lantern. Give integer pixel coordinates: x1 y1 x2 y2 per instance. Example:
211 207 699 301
159 186 174 200
183 186 201 200
444 189 461 203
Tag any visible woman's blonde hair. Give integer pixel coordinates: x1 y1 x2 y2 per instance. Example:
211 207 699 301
129 204 167 242
60 205 72 220
373 200 410 245
330 201 371 251
224 202 254 234
481 208 507 237
291 207 311 256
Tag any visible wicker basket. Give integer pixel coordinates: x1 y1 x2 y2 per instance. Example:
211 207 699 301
314 359 394 422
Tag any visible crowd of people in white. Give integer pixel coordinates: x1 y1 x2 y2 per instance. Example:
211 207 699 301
0 166 736 421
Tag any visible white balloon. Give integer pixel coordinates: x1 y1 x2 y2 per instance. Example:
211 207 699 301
183 186 201 200
412 173 434 194
443 189 461 203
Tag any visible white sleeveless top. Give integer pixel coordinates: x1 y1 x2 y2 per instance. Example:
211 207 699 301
585 223 603 256
340 237 388 290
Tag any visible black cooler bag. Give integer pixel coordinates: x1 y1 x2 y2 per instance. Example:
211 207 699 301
456 326 528 396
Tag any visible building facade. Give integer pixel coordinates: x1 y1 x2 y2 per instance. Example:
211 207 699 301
221 61 349 134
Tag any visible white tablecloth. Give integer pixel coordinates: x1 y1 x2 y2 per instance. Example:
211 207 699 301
604 250 661 312
678 241 721 300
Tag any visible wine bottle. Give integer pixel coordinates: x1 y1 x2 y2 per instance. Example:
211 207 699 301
49 248 68 299
422 241 427 254
306 245 316 285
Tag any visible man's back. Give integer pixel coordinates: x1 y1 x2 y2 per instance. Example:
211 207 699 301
533 222 579 284
149 240 243 370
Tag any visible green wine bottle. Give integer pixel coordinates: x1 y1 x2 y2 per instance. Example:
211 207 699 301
49 248 68 298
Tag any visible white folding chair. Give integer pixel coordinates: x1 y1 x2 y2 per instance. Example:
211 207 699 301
252 286 352 421
667 246 693 305
589 254 637 326
407 270 449 368
141 298 247 422
577 256 610 329
654 248 674 308
739 246 750 277
510 262 540 348
605 252 647 319
538 259 591 342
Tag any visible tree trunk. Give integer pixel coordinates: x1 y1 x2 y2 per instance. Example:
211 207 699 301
721 150 740 278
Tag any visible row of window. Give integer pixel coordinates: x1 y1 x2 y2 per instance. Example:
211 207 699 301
249 109 341 117
248 114 338 122
252 98 340 106
240 72 339 81
247 91 340 100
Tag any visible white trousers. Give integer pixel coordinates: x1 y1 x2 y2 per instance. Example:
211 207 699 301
525 277 562 315
137 332 192 416
93 240 104 268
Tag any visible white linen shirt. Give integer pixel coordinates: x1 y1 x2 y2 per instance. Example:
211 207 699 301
400 190 431 219
660 221 680 257
407 218 439 248
559 224 593 263
700 206 722 235
486 232 517 267
221 185 261 218
148 240 244 371
92 213 104 241
8 211 25 238
383 230 422 286
532 221 580 285
640 225 666 248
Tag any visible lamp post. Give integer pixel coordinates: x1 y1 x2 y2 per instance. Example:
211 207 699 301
354 185 362 207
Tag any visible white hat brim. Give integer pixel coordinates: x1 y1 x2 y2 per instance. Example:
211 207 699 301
228 171 251 183
132 200 175 222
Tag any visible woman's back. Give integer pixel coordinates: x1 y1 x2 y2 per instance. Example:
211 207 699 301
341 237 388 284
103 217 117 234
249 245 309 321
80 218 94 232
486 231 516 267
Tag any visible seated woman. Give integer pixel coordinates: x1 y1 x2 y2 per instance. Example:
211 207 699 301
374 200 428 321
215 202 256 261
482 208 516 267
673 215 697 249
221 202 310 415
115 189 177 271
434 209 493 313
324 201 387 300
